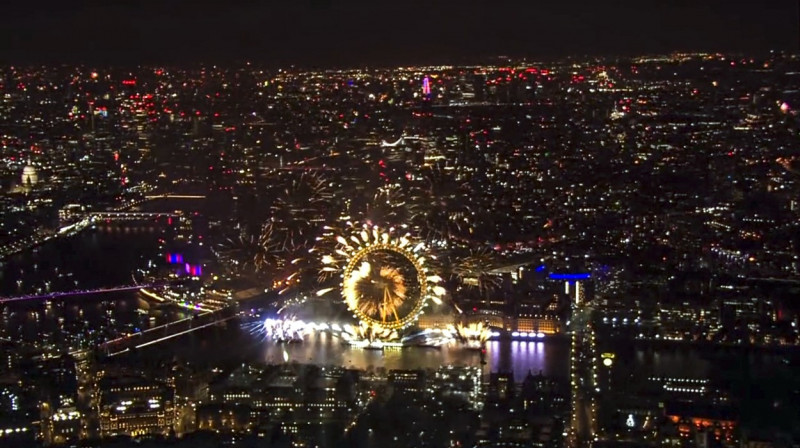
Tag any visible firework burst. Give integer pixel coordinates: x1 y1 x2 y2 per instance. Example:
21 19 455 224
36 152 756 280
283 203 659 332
268 171 330 252
451 321 491 348
341 322 399 343
251 221 321 294
450 248 502 293
244 316 310 343
217 228 261 273
318 224 446 331
368 183 428 227
344 262 407 322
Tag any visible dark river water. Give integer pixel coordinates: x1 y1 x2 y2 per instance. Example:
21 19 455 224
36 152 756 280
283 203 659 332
0 201 793 388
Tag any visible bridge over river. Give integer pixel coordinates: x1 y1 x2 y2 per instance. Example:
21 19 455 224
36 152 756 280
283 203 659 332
98 306 237 357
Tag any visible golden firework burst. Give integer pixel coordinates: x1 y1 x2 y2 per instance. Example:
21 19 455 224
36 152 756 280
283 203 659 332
344 262 407 322
318 224 446 331
453 322 491 344
341 322 399 343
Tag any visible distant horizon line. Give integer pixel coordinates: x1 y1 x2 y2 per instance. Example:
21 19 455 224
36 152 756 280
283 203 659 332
2 49 797 70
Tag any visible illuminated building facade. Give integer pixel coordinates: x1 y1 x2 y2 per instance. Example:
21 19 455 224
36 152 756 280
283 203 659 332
203 365 362 446
195 404 250 433
433 366 483 410
98 375 176 438
662 402 737 446
462 311 563 336
389 370 427 395
417 312 456 330
515 315 561 334
45 407 82 445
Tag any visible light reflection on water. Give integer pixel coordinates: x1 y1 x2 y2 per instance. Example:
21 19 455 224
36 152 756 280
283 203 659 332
256 332 728 381
259 332 570 379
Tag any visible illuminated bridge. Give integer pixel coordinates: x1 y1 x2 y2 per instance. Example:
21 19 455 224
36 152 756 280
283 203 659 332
0 283 165 304
59 212 180 230
90 211 180 220
99 306 237 357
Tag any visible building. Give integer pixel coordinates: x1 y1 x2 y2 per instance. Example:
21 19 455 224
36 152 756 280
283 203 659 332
388 370 427 396
433 366 483 410
203 364 363 446
488 372 515 403
45 406 82 445
417 310 456 329
21 165 38 186
514 314 562 335
662 401 737 446
98 375 176 438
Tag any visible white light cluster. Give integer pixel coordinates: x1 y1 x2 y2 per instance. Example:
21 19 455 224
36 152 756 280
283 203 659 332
260 317 465 348
263 317 311 341
511 331 546 339
52 410 81 421
664 385 706 394
0 427 28 436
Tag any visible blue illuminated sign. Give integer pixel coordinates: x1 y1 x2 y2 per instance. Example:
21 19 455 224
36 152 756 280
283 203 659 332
549 273 590 280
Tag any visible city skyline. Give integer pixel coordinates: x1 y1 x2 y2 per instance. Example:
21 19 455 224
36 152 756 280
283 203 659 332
1 13 800 443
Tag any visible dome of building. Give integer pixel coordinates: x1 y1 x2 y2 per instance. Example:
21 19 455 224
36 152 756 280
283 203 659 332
22 165 38 186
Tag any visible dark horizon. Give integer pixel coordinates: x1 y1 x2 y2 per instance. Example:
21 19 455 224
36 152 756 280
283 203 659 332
0 0 797 67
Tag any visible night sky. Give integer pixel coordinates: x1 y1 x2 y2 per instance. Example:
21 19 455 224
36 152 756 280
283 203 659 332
1 0 797 66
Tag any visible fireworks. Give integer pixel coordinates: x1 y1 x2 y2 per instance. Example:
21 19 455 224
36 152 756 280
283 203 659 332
217 229 261 273
243 316 310 343
368 184 427 227
341 322 399 343
318 224 446 331
262 317 308 342
267 171 330 255
450 248 501 293
253 222 281 272
451 321 491 348
272 172 328 229
344 262 407 322
245 172 334 293
252 221 320 294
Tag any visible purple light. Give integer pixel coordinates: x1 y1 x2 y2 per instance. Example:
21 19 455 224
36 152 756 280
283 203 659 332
422 76 431 96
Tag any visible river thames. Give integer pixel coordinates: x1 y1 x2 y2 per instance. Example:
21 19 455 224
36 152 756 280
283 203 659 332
0 215 792 389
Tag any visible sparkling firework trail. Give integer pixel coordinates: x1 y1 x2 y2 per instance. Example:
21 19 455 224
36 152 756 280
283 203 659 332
344 262 407 323
317 224 446 332
450 247 501 293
